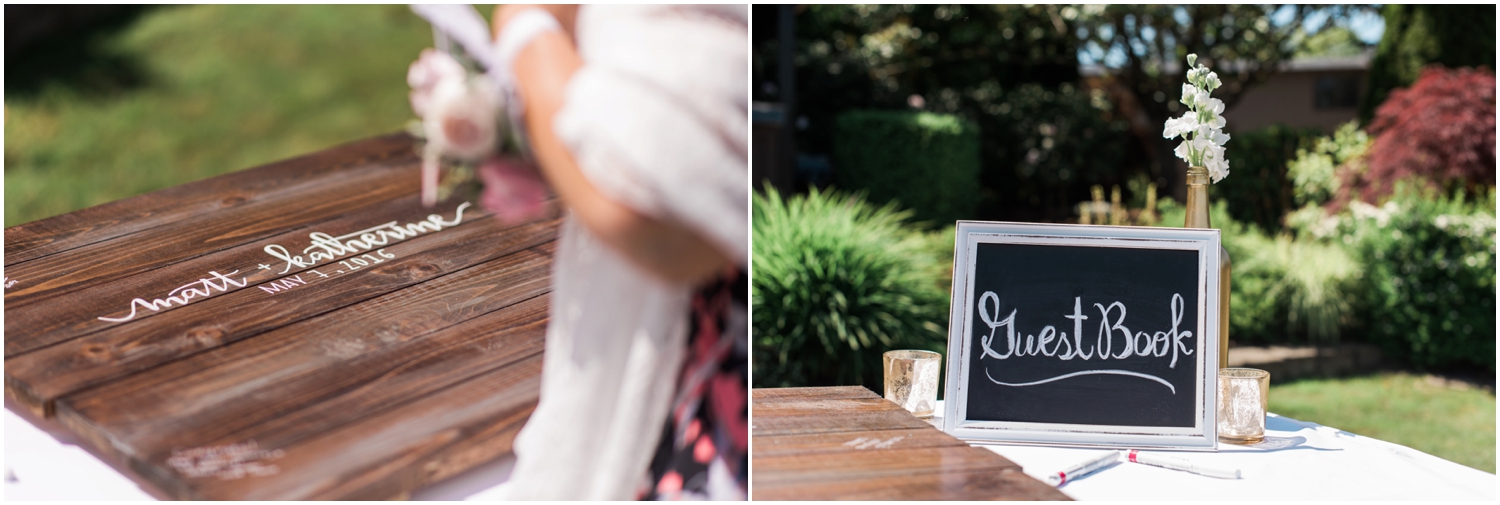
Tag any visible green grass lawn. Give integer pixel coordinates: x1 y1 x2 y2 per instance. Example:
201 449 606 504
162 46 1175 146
4 5 482 227
1270 372 1496 473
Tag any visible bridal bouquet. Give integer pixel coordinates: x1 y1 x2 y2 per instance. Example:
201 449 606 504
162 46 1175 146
405 5 549 223
1163 53 1231 183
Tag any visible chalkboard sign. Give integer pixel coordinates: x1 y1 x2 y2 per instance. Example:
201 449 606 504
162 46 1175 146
941 221 1221 451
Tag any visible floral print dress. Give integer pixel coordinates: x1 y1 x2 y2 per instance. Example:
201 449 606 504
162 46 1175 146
643 268 748 500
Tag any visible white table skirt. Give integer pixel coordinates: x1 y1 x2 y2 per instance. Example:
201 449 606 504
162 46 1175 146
931 400 1497 501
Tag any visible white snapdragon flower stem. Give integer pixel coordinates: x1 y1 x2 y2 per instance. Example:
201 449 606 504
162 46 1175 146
1165 55 1228 182
422 145 441 207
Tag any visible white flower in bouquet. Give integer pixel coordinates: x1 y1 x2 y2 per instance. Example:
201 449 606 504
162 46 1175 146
423 75 500 160
406 48 508 207
406 49 467 117
404 35 549 223
1163 53 1231 183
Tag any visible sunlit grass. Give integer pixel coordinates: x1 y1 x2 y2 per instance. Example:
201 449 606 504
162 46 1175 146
1270 372 1496 473
5 5 444 226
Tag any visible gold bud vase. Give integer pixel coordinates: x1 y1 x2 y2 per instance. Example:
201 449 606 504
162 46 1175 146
1185 166 1232 368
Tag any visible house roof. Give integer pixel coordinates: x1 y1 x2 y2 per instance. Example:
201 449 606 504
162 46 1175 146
1079 50 1372 77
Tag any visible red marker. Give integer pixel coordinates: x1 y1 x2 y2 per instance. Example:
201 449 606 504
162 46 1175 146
1045 450 1120 487
1126 449 1242 479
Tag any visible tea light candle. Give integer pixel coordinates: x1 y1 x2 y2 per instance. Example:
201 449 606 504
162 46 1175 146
1217 368 1270 444
883 350 942 419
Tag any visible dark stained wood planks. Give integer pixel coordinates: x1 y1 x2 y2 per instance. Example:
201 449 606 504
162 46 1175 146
58 254 552 460
4 196 477 357
750 427 970 459
752 385 881 401
5 133 561 500
3 145 421 307
4 133 415 266
750 466 1070 501
6 212 558 416
191 356 543 500
58 293 551 500
751 386 1068 501
751 395 934 436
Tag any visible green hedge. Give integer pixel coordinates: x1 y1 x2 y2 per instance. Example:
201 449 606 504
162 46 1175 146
1282 123 1497 371
833 110 981 227
752 186 950 391
1340 186 1496 371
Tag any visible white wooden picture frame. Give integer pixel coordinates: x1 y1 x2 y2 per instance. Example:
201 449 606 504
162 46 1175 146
942 221 1221 451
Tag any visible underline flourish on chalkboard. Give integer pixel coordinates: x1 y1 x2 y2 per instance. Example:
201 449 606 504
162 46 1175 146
983 367 1176 394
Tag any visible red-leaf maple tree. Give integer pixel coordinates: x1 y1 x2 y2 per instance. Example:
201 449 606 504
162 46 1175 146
1346 65 1497 204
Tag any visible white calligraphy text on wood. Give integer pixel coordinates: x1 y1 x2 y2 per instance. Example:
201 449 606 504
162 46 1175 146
97 271 248 323
262 203 469 274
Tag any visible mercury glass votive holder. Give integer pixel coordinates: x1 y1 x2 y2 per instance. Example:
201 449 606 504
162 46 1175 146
883 350 941 419
1218 368 1270 444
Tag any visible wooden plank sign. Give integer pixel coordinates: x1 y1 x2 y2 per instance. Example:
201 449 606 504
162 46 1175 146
4 134 560 499
942 221 1221 451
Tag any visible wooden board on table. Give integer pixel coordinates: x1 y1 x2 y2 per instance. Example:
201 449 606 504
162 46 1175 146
4 133 559 500
750 386 1068 501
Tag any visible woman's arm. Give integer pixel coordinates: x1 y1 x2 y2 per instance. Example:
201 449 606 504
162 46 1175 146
494 5 732 286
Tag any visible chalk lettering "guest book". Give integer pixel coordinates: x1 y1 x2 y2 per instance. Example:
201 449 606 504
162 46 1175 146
942 221 1221 451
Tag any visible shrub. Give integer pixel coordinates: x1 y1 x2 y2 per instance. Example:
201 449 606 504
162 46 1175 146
1355 66 1497 203
1210 124 1325 234
1286 121 1373 209
1338 185 1496 371
833 110 981 227
1264 235 1360 342
1156 197 1360 345
752 186 950 390
763 5 1144 222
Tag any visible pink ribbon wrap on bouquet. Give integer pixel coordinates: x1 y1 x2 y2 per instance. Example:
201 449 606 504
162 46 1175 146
476 155 549 224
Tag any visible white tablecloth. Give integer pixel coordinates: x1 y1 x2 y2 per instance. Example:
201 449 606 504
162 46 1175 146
932 401 1497 501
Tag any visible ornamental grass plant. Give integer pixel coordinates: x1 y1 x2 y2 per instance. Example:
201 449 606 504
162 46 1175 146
751 186 950 391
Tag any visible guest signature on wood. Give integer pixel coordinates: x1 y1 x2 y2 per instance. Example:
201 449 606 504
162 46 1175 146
95 203 470 323
842 436 904 450
4 277 18 289
166 440 284 480
976 293 1195 394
